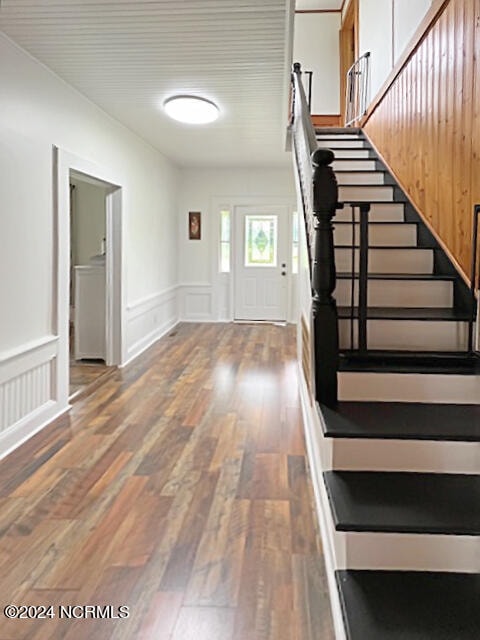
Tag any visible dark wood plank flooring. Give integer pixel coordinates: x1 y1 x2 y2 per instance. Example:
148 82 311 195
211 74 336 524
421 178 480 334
0 323 334 640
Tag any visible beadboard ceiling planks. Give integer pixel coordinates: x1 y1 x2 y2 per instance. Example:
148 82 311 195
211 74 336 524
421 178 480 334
0 0 295 167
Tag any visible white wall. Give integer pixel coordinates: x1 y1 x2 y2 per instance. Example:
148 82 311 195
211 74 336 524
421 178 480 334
0 32 179 452
359 0 432 102
359 0 394 101
71 179 107 266
293 12 341 114
177 168 296 321
393 0 432 63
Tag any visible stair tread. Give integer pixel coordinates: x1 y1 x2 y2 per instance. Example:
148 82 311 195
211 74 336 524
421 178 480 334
320 401 480 441
339 351 480 374
337 306 470 320
324 471 480 535
336 570 480 640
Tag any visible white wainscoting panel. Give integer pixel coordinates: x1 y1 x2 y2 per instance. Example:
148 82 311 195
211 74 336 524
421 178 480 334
125 287 179 365
0 336 65 458
179 284 214 321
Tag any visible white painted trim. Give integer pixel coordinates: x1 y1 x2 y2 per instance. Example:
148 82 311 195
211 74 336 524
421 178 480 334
123 286 179 366
332 437 480 475
339 371 480 404
0 402 69 462
178 283 214 321
0 336 65 457
55 146 125 411
299 368 347 640
342 531 480 572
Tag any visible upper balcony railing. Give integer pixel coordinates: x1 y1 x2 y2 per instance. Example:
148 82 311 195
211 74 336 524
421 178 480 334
345 52 370 126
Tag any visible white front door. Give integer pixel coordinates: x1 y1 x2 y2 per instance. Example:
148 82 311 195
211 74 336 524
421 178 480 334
234 205 289 321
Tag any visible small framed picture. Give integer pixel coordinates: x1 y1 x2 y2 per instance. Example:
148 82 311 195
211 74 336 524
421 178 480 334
189 211 201 240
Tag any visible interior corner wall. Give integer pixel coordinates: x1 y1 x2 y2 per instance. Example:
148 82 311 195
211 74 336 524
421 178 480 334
358 0 394 101
293 12 341 115
359 0 432 104
0 31 179 454
177 167 296 321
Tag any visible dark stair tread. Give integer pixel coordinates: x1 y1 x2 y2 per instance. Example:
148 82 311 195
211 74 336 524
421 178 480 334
316 127 361 134
323 471 480 535
319 401 480 442
339 350 480 374
336 570 480 640
337 306 471 321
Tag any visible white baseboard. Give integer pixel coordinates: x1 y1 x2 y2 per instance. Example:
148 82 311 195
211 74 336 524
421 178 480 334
0 401 69 461
298 368 347 640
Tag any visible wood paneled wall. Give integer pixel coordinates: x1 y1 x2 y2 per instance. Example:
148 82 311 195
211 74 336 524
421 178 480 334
364 0 480 282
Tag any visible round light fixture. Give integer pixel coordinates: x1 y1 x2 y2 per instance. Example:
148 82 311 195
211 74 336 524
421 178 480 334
163 95 219 124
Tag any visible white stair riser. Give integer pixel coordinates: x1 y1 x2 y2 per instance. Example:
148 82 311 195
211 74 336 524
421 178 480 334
332 160 377 171
339 319 469 351
336 172 385 185
338 531 479 572
317 134 362 141
335 202 405 222
334 224 417 246
335 279 453 307
339 185 394 201
317 139 366 148
335 248 433 274
338 372 480 404
331 438 480 475
332 149 371 159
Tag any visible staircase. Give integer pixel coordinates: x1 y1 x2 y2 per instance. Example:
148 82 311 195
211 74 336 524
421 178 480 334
306 128 480 640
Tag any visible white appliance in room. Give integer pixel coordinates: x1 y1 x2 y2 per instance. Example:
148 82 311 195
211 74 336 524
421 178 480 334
74 255 106 360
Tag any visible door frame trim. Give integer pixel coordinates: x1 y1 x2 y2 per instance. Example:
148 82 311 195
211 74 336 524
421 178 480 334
54 147 125 406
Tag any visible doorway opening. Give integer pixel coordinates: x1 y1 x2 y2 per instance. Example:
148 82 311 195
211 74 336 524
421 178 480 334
69 172 113 398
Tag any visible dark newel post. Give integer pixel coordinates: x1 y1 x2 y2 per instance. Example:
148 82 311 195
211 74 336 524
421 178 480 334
312 148 339 408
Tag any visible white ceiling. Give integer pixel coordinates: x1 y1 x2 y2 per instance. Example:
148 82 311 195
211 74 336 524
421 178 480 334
296 1 342 9
0 0 295 168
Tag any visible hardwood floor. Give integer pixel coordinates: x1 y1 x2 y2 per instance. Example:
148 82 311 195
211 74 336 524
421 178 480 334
0 323 334 640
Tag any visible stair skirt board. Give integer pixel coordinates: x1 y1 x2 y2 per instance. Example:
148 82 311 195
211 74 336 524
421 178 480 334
335 248 433 273
338 319 469 351
339 185 394 201
332 149 372 159
335 202 405 222
332 160 377 171
329 437 480 475
317 139 367 148
335 279 453 308
338 372 480 404
336 172 386 186
301 385 479 576
334 223 417 246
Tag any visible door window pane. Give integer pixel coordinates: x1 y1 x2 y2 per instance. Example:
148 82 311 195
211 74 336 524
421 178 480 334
245 215 277 267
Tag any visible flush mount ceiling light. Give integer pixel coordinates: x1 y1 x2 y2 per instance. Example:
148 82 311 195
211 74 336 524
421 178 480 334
163 95 219 124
